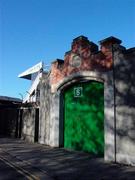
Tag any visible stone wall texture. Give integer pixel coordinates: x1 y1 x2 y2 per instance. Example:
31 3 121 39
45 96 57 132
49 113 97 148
114 47 135 165
21 108 36 142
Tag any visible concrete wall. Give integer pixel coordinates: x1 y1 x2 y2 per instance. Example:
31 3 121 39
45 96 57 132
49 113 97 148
21 108 37 142
114 47 135 165
39 74 51 145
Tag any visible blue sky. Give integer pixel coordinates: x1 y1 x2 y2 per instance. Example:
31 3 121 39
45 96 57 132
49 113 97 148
0 0 135 99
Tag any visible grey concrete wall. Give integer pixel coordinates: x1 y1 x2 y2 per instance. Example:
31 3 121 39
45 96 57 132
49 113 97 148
49 92 60 147
114 48 135 165
103 71 115 162
21 108 36 142
39 74 51 145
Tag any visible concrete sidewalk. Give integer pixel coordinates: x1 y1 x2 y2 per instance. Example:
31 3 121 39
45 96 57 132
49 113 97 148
0 138 135 180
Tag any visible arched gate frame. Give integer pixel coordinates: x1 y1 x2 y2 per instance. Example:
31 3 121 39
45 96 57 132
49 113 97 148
60 79 104 155
48 71 116 162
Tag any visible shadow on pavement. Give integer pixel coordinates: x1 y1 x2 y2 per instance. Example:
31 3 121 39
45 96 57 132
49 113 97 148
0 138 135 180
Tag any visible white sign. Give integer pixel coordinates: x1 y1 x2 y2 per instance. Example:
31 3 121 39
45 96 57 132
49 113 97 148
18 62 43 79
74 87 83 97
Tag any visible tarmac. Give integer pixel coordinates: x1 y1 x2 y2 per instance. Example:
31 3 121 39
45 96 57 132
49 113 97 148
0 137 135 179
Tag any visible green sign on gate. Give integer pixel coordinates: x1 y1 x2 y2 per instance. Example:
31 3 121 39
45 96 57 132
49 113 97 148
74 87 83 97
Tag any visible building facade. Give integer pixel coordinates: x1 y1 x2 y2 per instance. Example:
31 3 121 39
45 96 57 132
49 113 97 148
19 36 135 166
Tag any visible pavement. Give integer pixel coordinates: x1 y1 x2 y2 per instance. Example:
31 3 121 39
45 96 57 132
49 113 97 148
0 158 27 180
0 138 135 179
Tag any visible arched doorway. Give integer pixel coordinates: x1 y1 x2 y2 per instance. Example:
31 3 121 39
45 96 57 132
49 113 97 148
63 81 104 155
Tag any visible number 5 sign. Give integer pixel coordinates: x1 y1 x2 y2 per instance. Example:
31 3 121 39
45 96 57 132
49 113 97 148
74 87 83 97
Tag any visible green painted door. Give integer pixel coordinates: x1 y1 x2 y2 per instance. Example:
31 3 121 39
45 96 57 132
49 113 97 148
64 81 104 155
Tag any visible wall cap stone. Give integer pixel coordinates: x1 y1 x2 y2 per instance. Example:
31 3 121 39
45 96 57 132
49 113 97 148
99 36 122 45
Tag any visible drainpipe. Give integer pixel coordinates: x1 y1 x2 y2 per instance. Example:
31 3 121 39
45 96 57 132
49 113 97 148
112 44 117 163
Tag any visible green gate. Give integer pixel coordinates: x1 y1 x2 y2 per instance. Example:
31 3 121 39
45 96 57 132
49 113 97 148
64 81 104 155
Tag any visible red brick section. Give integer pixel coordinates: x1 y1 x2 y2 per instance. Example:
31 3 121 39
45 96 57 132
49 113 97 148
50 36 122 85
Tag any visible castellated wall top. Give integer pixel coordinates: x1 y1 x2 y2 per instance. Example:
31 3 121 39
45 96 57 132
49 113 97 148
50 36 123 85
